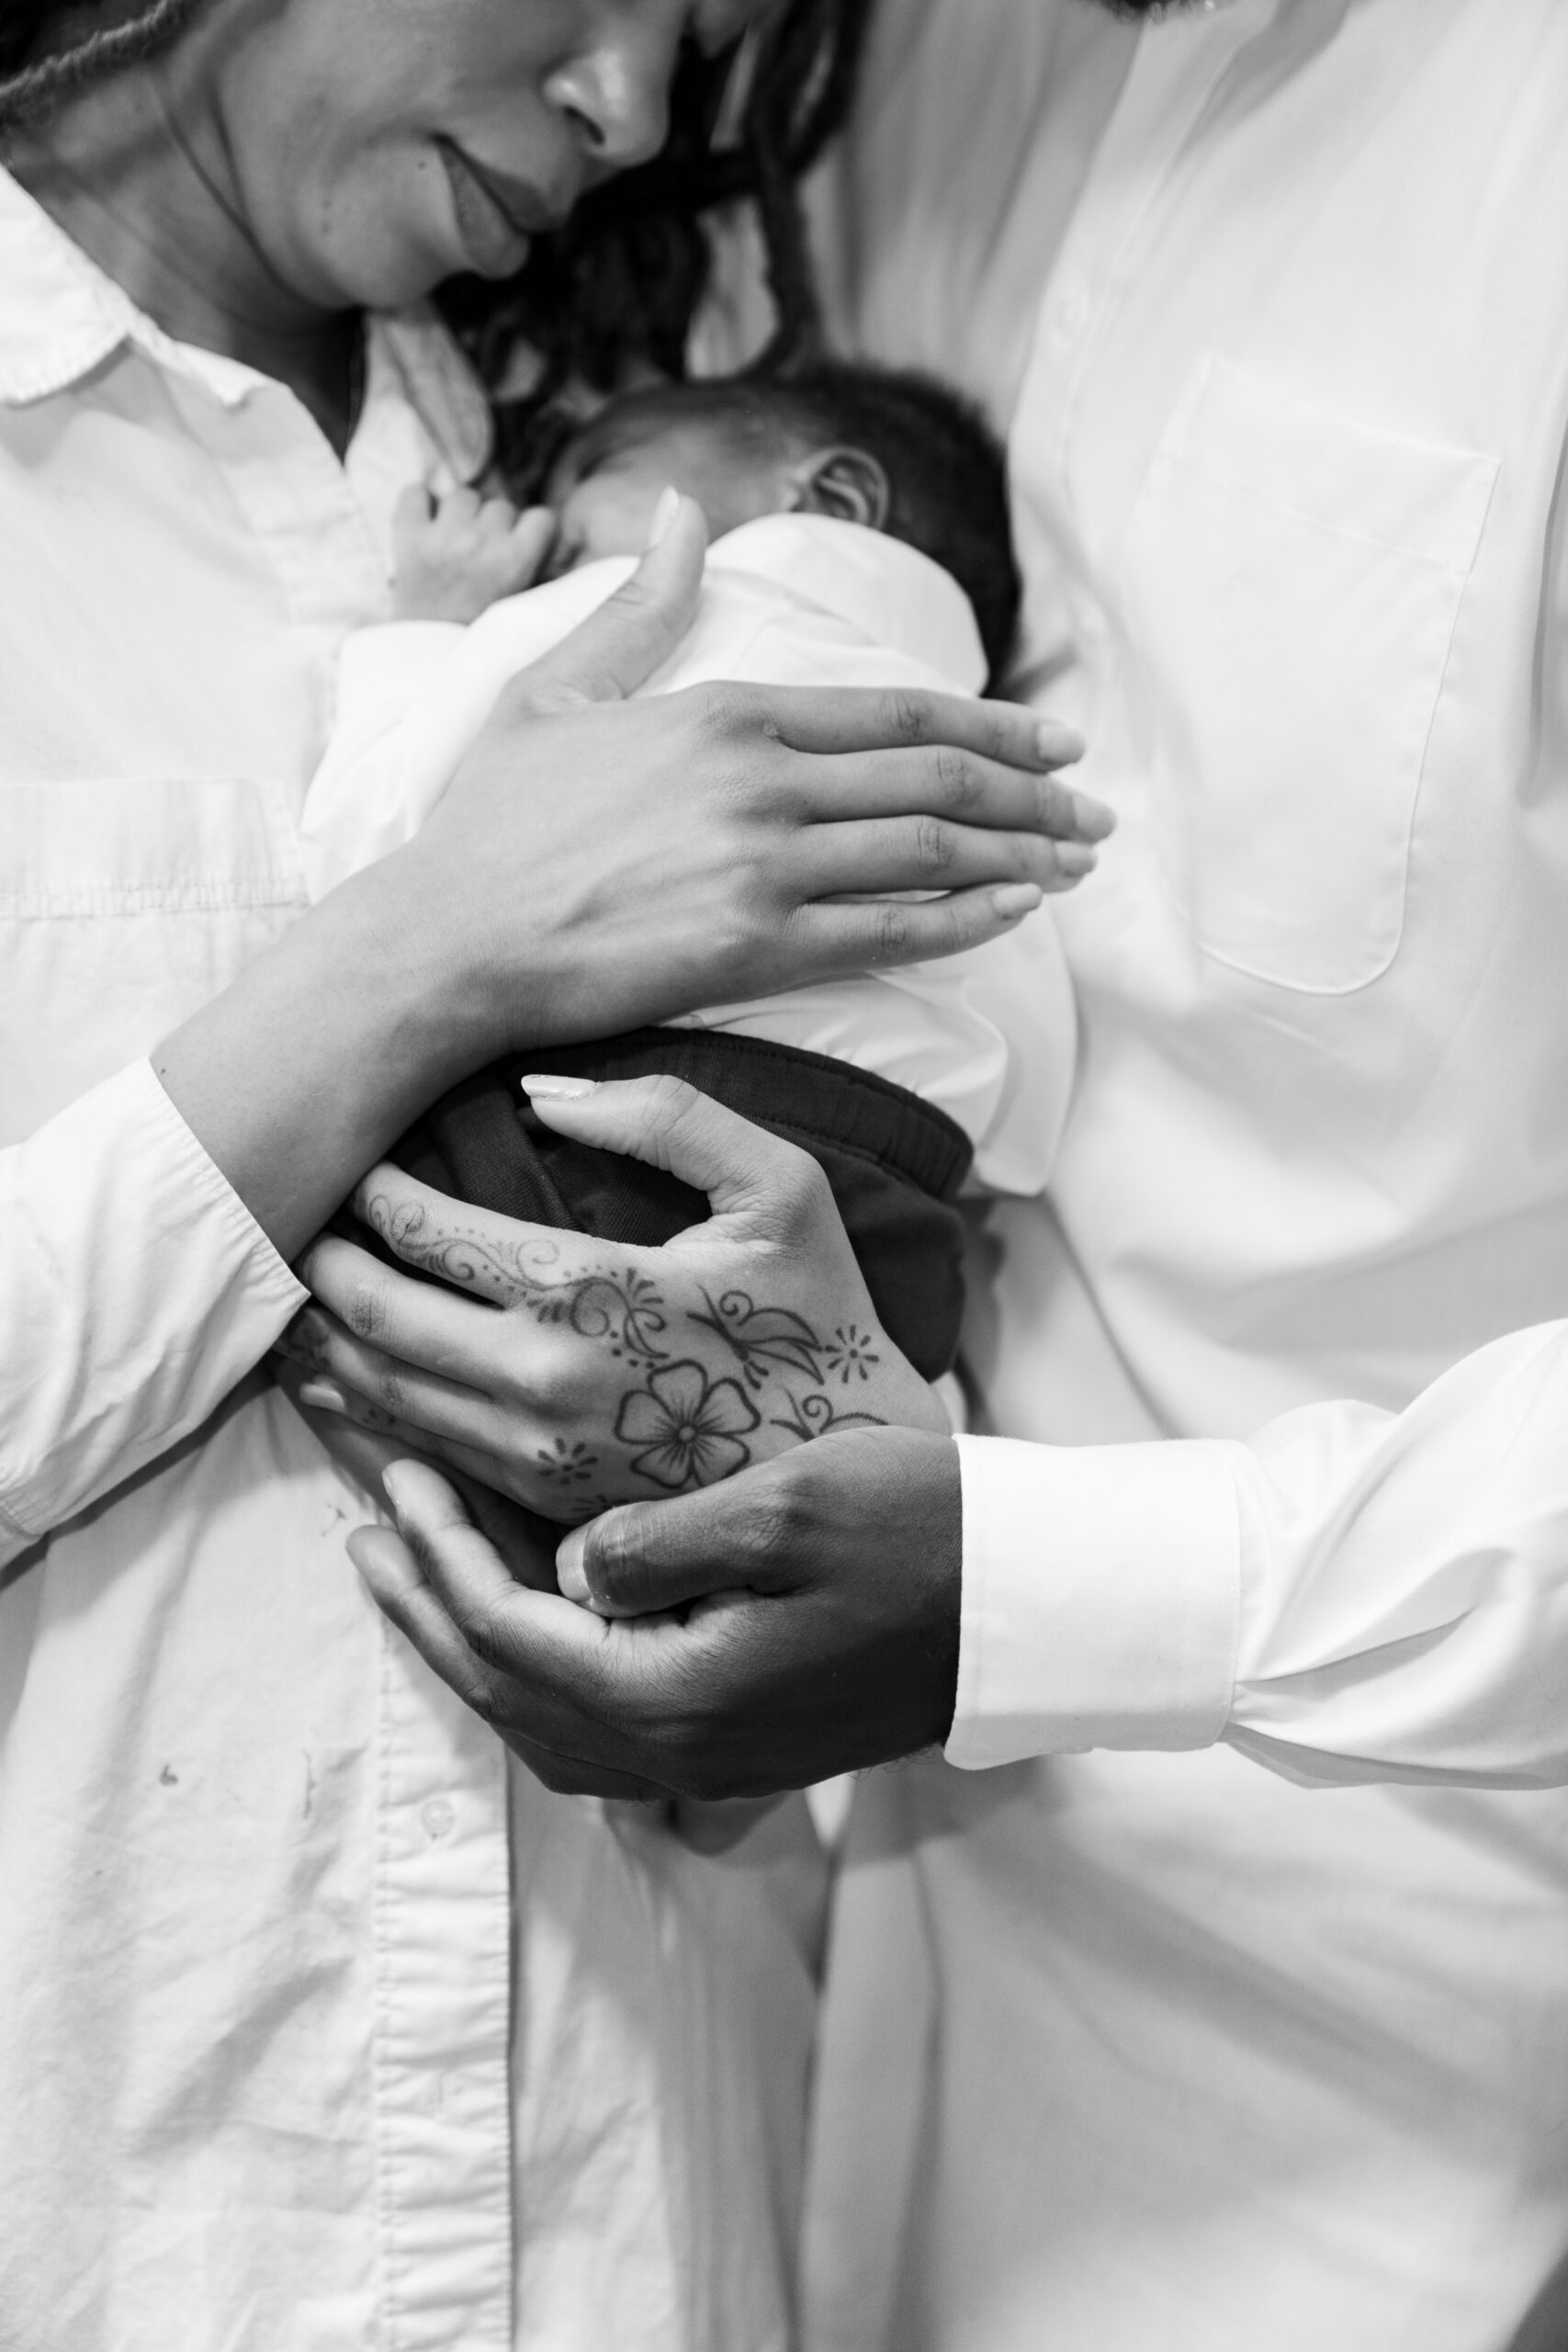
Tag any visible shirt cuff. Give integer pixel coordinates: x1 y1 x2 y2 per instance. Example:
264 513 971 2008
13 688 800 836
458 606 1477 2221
0 1060 307 1548
944 1433 1244 1769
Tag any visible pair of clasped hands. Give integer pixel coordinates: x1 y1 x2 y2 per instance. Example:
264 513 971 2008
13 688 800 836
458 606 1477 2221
280 494 1110 1806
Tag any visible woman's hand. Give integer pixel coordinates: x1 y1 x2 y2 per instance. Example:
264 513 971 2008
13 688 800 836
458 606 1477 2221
407 492 1106 1056
281 1074 951 1519
155 492 1102 1263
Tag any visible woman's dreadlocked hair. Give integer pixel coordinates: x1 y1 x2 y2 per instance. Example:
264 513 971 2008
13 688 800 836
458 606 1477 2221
0 0 876 492
0 0 207 125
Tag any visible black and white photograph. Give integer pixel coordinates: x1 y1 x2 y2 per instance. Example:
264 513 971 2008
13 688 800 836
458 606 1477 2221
3 1 1567 2346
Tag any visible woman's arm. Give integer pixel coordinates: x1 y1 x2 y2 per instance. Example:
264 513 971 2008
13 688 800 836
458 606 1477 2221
156 501 1100 1263
4 503 1095 1556
0 1063 305 1568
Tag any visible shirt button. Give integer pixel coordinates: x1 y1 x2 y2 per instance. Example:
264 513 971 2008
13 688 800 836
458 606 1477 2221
420 1797 456 1840
1052 292 1089 347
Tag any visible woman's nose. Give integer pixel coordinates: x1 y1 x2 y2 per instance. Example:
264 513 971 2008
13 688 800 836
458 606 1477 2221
544 19 678 172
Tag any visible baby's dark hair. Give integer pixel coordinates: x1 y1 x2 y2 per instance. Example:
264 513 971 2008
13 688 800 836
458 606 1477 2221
569 363 1022 685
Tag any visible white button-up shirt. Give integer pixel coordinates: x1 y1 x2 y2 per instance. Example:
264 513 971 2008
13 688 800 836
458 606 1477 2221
0 167 816 2352
799 3 1568 2346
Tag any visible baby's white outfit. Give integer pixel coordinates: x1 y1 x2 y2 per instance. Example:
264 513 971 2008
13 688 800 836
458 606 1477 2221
301 513 1074 1195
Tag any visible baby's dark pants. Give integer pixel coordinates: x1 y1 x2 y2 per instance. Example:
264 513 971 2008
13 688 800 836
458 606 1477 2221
388 1027 973 1384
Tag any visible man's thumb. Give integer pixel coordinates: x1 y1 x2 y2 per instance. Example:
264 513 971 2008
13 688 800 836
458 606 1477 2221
502 492 707 712
557 1479 758 1618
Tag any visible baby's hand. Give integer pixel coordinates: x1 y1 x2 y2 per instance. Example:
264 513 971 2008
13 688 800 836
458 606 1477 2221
391 483 555 623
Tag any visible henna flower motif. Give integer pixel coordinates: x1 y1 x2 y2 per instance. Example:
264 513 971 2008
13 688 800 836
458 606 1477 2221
615 1361 761 1491
824 1324 882 1385
536 1438 599 1487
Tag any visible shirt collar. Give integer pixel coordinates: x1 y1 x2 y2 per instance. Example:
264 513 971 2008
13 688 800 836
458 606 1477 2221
0 163 138 403
707 512 989 692
0 164 491 480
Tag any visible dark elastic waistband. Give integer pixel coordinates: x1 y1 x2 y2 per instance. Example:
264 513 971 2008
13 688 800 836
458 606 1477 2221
513 1024 973 1203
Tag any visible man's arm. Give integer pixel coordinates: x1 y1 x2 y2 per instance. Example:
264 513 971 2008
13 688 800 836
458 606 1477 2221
953 1320 1568 1787
344 1315 1568 1797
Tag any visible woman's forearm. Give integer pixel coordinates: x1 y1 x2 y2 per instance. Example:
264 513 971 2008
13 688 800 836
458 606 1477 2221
154 531 1102 1266
1 854 502 1555
152 852 500 1262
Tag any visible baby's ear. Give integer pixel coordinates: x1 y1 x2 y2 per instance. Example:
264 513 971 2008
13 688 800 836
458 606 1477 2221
787 446 891 531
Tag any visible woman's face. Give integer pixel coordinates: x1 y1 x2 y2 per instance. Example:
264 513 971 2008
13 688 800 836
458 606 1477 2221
197 0 771 310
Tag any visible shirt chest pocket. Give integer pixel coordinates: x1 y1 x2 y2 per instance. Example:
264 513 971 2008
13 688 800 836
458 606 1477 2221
1116 357 1497 993
0 776 307 1138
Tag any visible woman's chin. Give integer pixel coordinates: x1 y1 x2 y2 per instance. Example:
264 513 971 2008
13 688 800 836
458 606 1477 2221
276 195 473 315
301 237 459 316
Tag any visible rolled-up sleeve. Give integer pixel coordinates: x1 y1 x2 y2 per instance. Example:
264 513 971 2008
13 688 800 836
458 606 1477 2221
0 1060 306 1564
948 1322 1568 1788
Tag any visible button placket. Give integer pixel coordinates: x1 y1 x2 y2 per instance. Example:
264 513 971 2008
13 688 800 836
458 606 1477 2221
1015 0 1277 494
372 1623 512 2349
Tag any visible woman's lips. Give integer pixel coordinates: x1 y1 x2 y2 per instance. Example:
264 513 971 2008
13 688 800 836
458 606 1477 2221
435 140 537 277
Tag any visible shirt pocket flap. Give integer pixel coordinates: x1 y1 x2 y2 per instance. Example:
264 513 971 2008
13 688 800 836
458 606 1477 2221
0 775 305 918
1 777 307 1136
1119 357 1498 993
1168 357 1498 573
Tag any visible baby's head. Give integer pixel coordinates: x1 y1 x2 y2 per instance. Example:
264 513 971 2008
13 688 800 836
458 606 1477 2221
543 365 1022 683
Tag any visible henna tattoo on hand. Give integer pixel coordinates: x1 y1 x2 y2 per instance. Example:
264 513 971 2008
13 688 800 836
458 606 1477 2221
595 1295 897 1501
823 1325 882 1385
614 1361 761 1491
362 1191 670 1366
688 1289 825 1387
768 1391 887 1444
535 1438 600 1488
344 1193 908 1514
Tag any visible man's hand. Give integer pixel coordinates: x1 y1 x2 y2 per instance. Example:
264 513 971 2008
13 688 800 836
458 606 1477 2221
346 1426 963 1798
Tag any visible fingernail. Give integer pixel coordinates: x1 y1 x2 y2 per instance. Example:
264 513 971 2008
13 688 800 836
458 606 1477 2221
298 1378 347 1415
1072 790 1117 841
556 1524 591 1602
1036 719 1085 766
381 1462 415 1514
521 1074 598 1102
646 485 681 548
993 882 1044 920
1056 843 1098 877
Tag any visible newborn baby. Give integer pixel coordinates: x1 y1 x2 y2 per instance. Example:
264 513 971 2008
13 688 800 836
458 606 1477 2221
301 364 1092 1407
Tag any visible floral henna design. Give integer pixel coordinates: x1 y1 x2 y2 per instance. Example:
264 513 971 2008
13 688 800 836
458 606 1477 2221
360 1190 670 1366
551 1488 612 1527
614 1361 761 1491
686 1289 825 1387
682 1293 891 1453
823 1324 882 1386
769 1392 887 1444
346 1193 906 1498
535 1438 599 1488
536 1267 669 1368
